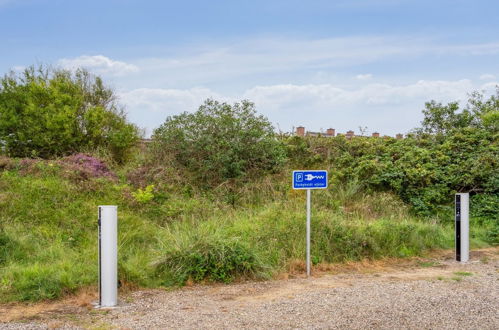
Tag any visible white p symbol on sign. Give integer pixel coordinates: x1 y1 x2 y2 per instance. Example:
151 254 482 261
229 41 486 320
296 173 303 182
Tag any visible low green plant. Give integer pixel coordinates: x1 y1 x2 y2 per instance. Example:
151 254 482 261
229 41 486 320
453 271 473 276
417 261 440 268
132 184 155 203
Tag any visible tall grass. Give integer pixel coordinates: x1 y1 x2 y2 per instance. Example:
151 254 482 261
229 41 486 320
0 161 457 302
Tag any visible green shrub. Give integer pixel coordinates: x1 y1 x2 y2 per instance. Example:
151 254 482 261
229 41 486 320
470 193 499 245
280 89 498 216
0 65 140 162
151 99 286 186
472 194 499 223
286 130 497 216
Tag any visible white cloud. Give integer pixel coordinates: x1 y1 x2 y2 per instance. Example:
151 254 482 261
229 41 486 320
119 87 229 135
127 36 499 90
58 55 139 76
120 87 226 113
479 81 499 92
243 79 474 110
53 36 499 136
121 78 493 136
356 73 372 80
480 73 496 80
242 79 490 134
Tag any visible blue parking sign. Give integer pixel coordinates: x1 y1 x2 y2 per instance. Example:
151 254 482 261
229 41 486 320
292 170 328 189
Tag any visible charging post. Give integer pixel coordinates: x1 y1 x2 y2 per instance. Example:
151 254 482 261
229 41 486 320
98 205 118 307
455 193 469 263
292 170 328 277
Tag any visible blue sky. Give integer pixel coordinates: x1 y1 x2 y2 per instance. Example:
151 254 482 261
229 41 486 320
1 0 499 136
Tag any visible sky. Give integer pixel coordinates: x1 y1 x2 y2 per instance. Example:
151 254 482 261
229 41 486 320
1 0 499 136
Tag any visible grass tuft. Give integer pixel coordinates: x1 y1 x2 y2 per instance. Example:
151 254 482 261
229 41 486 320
453 271 473 277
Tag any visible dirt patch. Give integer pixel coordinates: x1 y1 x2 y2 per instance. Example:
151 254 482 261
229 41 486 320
0 288 97 323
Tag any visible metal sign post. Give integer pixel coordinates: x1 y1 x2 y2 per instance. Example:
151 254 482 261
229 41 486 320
293 170 328 277
306 189 311 276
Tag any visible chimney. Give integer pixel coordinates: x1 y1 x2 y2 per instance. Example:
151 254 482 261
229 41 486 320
372 132 380 138
296 126 305 137
346 130 355 139
326 128 335 137
396 133 403 139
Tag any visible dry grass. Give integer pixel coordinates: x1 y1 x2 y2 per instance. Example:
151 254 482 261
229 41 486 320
284 246 499 278
286 257 416 277
0 287 97 323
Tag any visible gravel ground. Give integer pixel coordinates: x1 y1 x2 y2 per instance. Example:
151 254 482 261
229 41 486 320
2 249 498 329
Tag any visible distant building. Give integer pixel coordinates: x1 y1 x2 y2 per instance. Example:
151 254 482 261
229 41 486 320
296 126 305 137
295 126 403 139
326 128 335 137
295 127 336 137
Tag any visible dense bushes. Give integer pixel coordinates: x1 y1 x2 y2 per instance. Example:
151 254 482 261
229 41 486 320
151 99 286 186
290 130 497 217
285 89 498 217
0 66 140 162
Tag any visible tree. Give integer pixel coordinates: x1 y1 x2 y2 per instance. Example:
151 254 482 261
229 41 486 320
420 87 499 135
0 65 140 162
420 101 471 135
152 99 286 186
467 89 499 132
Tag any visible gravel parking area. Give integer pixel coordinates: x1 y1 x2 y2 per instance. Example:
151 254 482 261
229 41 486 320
2 248 498 329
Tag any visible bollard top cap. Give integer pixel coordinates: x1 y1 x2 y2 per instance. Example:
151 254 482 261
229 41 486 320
98 205 118 209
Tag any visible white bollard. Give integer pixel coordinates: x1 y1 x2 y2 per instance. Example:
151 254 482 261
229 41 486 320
455 193 469 263
98 205 118 307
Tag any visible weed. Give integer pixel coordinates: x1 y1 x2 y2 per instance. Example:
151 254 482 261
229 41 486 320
417 261 440 267
453 271 473 277
131 184 155 203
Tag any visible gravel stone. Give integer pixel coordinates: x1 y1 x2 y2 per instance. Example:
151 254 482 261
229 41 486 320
2 252 498 329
